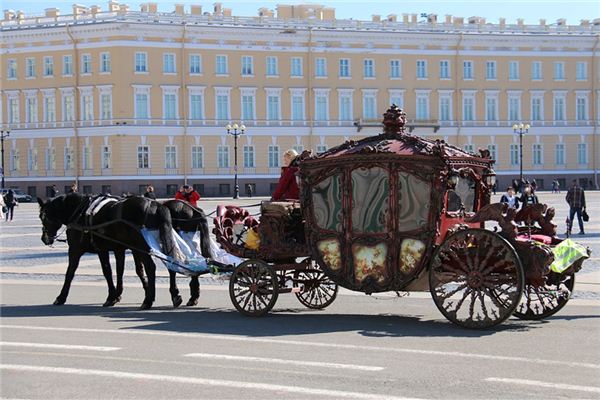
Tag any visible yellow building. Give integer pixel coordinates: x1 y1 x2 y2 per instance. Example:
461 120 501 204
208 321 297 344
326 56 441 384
1 2 598 197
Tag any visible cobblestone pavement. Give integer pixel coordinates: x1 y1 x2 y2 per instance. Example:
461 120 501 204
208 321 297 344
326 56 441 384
1 192 598 299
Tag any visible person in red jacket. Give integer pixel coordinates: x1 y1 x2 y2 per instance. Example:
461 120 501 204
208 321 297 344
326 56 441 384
272 149 300 201
175 184 200 207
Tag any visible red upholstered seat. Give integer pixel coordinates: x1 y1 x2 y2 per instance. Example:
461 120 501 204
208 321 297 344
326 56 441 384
516 234 552 245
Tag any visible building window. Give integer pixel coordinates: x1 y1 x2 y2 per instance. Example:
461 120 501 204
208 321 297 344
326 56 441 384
101 146 111 169
165 145 177 169
100 52 111 73
267 95 280 121
266 56 278 76
363 95 376 119
64 147 74 170
291 57 303 77
8 98 19 123
291 94 304 121
190 94 203 120
63 95 74 121
63 55 73 76
554 96 565 121
531 97 542 121
510 144 519 166
508 97 520 121
339 58 350 77
463 144 474 154
189 54 202 74
531 61 542 80
216 94 229 121
82 54 92 74
43 56 54 76
44 96 56 122
293 145 304 154
28 148 38 171
163 53 176 73
555 143 565 165
486 61 497 79
416 60 427 79
390 59 401 78
45 147 56 170
487 144 497 161
576 62 587 80
532 144 543 165
191 146 203 169
243 145 255 168
509 61 519 80
439 60 450 79
315 58 326 77
554 62 565 80
100 94 112 120
26 57 36 78
463 61 473 79
82 95 93 121
316 144 327 154
439 97 451 121
486 97 497 121
241 94 255 120
315 94 328 121
137 145 150 169
416 96 429 120
7 59 17 79
82 146 92 170
339 94 352 121
216 55 228 75
163 94 177 120
576 97 587 120
463 97 474 121
241 56 253 76
268 145 279 168
135 52 147 72
10 149 20 171
26 96 38 123
363 59 375 78
217 145 229 168
135 93 149 119
219 184 230 196
577 143 587 164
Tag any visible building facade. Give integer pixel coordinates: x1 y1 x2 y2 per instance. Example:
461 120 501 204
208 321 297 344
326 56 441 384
1 2 599 198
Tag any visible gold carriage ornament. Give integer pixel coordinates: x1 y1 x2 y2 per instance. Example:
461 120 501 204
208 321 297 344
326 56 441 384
214 105 590 329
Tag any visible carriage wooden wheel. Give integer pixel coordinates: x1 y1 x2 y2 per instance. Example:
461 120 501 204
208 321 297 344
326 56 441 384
293 259 338 309
513 272 575 320
229 259 279 317
429 228 524 329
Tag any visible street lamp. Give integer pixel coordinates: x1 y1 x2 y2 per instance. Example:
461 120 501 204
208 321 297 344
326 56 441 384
226 122 246 199
0 129 10 189
512 122 530 188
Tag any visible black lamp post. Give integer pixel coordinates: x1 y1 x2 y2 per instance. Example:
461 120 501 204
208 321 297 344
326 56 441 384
226 122 246 199
0 130 10 189
512 122 529 187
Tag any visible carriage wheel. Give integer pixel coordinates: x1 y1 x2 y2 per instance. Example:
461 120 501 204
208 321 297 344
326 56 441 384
229 260 279 317
429 228 524 329
293 260 338 309
513 273 575 320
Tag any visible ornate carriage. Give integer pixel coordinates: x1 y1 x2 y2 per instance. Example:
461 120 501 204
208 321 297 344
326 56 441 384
214 105 590 329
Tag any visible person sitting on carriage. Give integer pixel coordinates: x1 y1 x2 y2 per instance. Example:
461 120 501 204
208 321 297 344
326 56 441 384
519 182 539 208
271 149 300 201
175 184 200 207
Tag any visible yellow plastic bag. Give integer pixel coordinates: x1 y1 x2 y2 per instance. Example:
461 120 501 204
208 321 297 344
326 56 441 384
245 228 260 250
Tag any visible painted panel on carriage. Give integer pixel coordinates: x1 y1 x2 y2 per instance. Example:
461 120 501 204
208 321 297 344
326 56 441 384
312 174 343 232
399 239 426 273
317 238 342 270
351 167 389 233
353 242 388 283
397 172 431 231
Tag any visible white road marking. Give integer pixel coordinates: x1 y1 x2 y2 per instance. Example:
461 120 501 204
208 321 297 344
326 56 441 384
0 364 419 400
184 353 383 371
0 341 120 352
0 232 44 238
485 377 600 394
3 325 599 370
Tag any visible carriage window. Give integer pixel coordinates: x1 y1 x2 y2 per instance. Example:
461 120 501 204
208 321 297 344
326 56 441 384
397 172 431 231
312 174 343 232
351 167 389 233
451 177 476 212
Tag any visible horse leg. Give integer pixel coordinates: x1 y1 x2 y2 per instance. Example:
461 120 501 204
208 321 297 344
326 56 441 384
132 252 148 291
98 251 118 307
114 249 126 303
140 254 156 310
169 270 183 308
186 276 200 306
54 247 84 305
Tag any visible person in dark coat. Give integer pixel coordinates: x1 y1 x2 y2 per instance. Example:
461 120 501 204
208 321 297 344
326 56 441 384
50 185 59 197
4 189 17 221
143 185 157 200
519 183 539 208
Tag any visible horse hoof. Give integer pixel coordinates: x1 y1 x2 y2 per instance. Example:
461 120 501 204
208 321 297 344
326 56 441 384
103 299 117 307
172 296 183 308
115 295 122 303
186 298 199 307
53 298 66 305
139 302 152 310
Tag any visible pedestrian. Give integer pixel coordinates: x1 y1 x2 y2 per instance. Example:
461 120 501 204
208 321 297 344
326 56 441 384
566 179 586 235
272 149 300 201
492 182 497 195
246 184 253 198
68 184 78 193
143 185 157 200
4 189 17 221
519 183 539 208
500 186 520 209
556 179 561 194
0 193 6 221
589 179 594 191
175 184 200 207
51 184 59 197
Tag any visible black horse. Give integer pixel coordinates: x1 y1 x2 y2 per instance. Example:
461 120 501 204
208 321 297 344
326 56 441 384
38 193 177 309
161 199 214 306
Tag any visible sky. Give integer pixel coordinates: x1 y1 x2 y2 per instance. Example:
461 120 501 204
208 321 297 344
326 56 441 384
3 0 599 26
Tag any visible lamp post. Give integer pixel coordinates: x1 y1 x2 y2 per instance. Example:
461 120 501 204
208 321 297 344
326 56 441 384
0 130 10 189
226 122 246 199
512 122 530 187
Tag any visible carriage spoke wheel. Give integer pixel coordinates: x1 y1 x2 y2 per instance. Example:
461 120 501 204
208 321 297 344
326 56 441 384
429 229 524 329
514 273 575 320
293 260 338 309
229 260 278 317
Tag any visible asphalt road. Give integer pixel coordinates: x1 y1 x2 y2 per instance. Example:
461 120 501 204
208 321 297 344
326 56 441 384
1 192 600 399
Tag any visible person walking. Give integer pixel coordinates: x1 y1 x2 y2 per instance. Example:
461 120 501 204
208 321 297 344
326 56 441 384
175 184 200 207
143 185 157 200
50 184 59 197
566 179 586 235
4 189 17 221
500 186 520 209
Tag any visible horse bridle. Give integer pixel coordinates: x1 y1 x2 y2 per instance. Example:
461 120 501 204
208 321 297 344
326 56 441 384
41 197 92 244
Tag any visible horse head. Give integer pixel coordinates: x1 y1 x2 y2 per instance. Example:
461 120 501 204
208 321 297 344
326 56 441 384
38 197 63 245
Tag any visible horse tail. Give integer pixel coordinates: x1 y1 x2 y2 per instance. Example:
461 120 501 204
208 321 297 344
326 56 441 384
156 204 178 260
